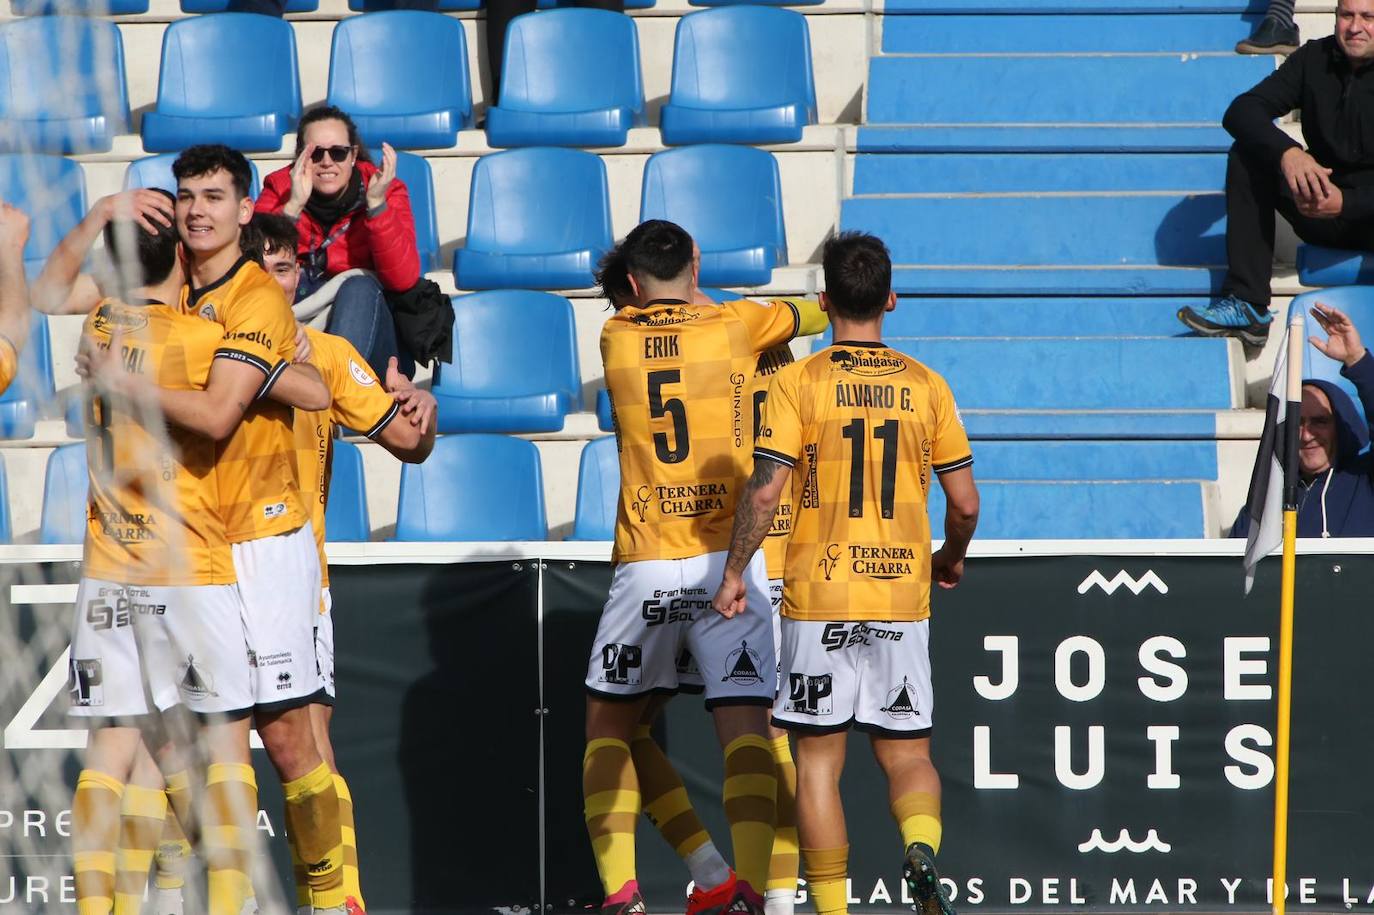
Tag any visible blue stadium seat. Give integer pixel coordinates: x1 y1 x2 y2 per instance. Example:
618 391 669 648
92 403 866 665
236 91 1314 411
927 480 1211 539
324 438 370 542
432 290 580 433
595 387 613 432
375 149 440 271
41 442 86 545
181 0 316 9
0 155 87 276
142 14 301 153
640 145 786 286
841 193 1226 294
124 153 261 199
329 12 472 150
1296 244 1374 288
64 391 83 439
569 436 618 541
0 316 57 440
12 0 148 13
395 434 546 540
660 8 816 146
0 17 129 154
486 9 644 148
453 148 612 290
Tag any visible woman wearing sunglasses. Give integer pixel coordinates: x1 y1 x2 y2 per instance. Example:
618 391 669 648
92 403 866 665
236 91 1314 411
256 106 421 378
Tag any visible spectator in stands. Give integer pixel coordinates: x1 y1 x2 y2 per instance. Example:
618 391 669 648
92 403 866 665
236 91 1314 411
1237 0 1300 55
1179 0 1374 347
257 106 421 378
486 0 624 100
1231 303 1374 537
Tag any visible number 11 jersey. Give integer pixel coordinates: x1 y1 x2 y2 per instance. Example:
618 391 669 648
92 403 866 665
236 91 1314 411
601 297 800 563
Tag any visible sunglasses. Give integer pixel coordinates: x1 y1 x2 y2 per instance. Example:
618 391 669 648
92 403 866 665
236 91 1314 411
309 145 353 164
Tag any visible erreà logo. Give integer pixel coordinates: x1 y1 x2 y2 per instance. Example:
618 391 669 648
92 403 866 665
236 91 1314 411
1076 570 1168 596
829 348 906 377
818 543 841 581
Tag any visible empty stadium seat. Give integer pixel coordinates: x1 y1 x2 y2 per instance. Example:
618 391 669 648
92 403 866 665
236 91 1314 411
485 9 644 148
328 12 472 150
142 14 301 153
432 291 580 433
453 148 612 290
660 8 816 146
0 316 57 440
394 435 546 540
640 145 786 286
1296 244 1374 288
569 436 618 541
0 155 87 276
124 153 262 199
379 149 441 271
595 387 613 432
40 442 85 545
12 0 147 13
324 438 370 542
927 480 1213 539
0 17 129 154
182 0 316 9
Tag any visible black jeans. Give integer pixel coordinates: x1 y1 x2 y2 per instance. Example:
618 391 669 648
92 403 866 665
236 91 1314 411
484 0 624 99
1224 143 1374 307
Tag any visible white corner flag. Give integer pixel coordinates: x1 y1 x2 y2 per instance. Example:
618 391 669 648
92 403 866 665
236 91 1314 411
1242 310 1304 594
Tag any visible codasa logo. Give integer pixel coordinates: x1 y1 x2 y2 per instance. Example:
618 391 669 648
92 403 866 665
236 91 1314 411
721 640 764 685
349 359 376 387
818 543 842 581
881 676 918 719
177 655 217 701
829 348 906 377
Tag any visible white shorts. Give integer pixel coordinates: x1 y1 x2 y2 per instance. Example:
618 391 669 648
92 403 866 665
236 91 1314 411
232 523 324 710
772 618 933 738
315 588 334 702
678 578 784 695
585 550 775 708
67 577 253 718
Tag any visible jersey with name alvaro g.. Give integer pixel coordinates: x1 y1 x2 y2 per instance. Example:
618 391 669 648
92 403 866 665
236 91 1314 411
756 342 972 623
603 297 800 563
81 298 235 585
294 327 400 588
752 344 796 580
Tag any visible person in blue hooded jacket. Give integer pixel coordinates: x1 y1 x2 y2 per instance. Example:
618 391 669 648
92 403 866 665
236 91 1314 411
1232 302 1374 538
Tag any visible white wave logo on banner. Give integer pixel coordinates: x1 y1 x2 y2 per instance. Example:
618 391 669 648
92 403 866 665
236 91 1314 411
1076 570 1169 596
1078 828 1173 854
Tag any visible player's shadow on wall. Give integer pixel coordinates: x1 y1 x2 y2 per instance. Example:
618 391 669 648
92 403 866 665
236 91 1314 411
398 561 542 912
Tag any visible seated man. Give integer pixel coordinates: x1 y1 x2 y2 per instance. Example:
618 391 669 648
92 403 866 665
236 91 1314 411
1231 302 1374 538
1179 0 1374 347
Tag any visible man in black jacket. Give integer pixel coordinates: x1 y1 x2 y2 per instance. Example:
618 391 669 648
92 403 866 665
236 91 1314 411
1179 0 1374 347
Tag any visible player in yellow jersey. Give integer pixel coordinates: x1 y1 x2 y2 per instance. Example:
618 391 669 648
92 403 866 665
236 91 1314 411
712 232 980 915
583 221 827 915
252 212 436 913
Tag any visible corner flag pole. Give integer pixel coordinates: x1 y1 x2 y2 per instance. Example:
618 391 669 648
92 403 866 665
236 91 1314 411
1272 309 1304 915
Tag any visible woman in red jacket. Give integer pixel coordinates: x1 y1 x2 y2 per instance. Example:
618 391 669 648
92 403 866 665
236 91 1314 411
257 106 422 377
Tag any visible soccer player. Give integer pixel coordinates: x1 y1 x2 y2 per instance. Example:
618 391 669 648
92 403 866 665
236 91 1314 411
251 212 437 913
593 247 804 914
585 220 826 915
711 232 980 915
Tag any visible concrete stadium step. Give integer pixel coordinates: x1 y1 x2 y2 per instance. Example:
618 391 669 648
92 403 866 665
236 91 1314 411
959 409 1261 440
879 0 1264 13
852 152 1226 194
856 124 1234 153
927 479 1219 539
841 192 1225 293
880 12 1260 53
875 337 1244 409
967 440 1219 480
863 54 1272 152
878 297 1206 337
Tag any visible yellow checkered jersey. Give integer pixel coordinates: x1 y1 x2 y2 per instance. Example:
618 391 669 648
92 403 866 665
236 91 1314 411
755 342 973 622
602 297 800 563
294 327 400 588
180 257 305 543
752 344 796 580
80 298 235 586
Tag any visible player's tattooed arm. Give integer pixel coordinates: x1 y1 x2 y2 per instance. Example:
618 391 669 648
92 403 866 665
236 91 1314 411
712 457 790 619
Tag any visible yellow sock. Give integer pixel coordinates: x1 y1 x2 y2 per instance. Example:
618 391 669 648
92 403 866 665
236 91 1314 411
113 784 167 914
288 832 312 909
582 737 639 896
722 734 777 891
283 762 345 909
333 774 365 909
204 763 257 915
631 725 710 858
802 845 849 915
154 798 192 891
73 769 123 915
766 735 799 894
892 792 941 854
